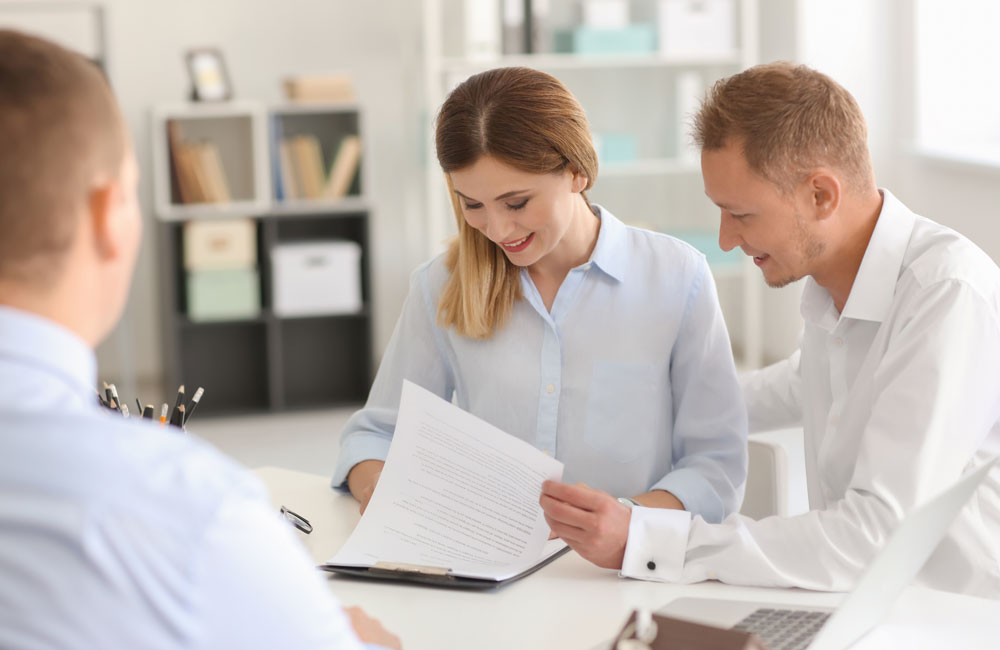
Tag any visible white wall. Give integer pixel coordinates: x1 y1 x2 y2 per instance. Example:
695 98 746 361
11 0 997 390
77 0 428 394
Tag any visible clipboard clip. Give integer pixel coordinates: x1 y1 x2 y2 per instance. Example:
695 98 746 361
371 561 451 577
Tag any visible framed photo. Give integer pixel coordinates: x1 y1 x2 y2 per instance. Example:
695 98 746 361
185 48 232 102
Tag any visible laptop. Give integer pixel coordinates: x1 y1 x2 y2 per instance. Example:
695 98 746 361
656 457 996 650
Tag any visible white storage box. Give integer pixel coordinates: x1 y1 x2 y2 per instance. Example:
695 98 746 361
272 241 363 317
658 0 735 57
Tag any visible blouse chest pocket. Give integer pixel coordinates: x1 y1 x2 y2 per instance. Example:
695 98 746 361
583 361 663 464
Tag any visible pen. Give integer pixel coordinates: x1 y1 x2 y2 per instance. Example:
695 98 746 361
136 398 143 414
142 404 154 420
109 383 122 413
170 385 185 424
169 404 185 428
121 404 130 418
184 387 204 425
159 403 168 425
104 382 113 408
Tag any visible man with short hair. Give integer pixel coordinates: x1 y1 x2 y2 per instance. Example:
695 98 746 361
540 61 1000 598
0 29 399 649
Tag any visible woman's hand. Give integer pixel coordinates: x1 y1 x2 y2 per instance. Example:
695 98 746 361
346 460 385 515
345 606 401 650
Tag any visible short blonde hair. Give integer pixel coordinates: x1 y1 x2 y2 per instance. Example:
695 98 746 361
434 67 597 339
0 30 125 287
693 62 874 193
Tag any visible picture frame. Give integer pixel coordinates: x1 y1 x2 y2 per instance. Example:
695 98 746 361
185 48 232 102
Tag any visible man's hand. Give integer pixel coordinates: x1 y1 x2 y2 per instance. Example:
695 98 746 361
539 481 630 570
345 606 401 650
346 460 384 515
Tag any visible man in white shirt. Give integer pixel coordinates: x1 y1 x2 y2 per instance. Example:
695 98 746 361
540 62 1000 598
0 29 400 649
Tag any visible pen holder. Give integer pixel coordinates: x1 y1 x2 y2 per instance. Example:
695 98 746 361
97 382 205 431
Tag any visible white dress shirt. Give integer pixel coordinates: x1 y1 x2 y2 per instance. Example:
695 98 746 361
0 306 378 649
333 206 748 523
621 190 1000 598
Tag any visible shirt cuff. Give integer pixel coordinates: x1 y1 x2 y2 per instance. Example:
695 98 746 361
331 434 392 490
650 467 726 523
620 506 691 582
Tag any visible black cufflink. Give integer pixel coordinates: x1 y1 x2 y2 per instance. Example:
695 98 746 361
647 560 656 571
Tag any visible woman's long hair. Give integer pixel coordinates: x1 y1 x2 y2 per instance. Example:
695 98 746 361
434 67 598 339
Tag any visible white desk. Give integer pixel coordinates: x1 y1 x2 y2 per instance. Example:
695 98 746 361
257 466 1000 650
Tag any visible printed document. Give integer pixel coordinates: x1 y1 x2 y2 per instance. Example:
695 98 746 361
328 380 567 580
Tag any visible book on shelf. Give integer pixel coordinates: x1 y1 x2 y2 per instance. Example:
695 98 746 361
324 135 361 199
277 138 300 200
196 142 232 202
277 133 361 202
167 123 233 204
290 135 326 199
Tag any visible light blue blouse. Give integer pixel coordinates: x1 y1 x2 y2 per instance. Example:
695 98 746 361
333 206 748 523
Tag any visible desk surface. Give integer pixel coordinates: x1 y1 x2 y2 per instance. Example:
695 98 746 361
256 466 1000 650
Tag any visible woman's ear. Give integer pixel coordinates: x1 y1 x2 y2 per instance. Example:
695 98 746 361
571 170 588 193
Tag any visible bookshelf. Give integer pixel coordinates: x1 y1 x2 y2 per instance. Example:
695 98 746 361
152 101 373 416
421 0 763 368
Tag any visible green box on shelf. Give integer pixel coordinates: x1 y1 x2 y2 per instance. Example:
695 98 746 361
554 24 657 55
186 268 261 322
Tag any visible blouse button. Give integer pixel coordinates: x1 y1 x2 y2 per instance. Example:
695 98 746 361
647 560 656 571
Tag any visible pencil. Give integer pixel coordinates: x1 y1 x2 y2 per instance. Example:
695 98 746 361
170 385 185 423
159 403 168 425
169 404 185 428
184 387 204 425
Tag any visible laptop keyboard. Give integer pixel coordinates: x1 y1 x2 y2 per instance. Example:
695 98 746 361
731 608 831 650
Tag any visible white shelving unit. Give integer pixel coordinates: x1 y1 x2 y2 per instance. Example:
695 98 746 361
421 0 762 367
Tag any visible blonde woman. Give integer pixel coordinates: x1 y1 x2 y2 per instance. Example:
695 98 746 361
333 67 747 534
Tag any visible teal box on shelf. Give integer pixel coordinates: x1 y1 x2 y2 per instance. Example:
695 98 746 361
554 24 657 55
671 231 743 271
596 132 639 164
186 268 261 322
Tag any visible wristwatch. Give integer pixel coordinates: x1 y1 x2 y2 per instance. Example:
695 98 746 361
616 496 641 509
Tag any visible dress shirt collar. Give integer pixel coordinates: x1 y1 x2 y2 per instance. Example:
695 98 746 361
0 305 97 404
586 204 627 283
801 189 916 328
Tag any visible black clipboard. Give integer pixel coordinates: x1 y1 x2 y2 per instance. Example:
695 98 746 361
320 543 571 590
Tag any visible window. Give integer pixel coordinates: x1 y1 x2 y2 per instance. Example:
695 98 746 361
915 0 1000 165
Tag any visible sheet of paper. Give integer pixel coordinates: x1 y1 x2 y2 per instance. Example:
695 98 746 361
329 380 565 580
